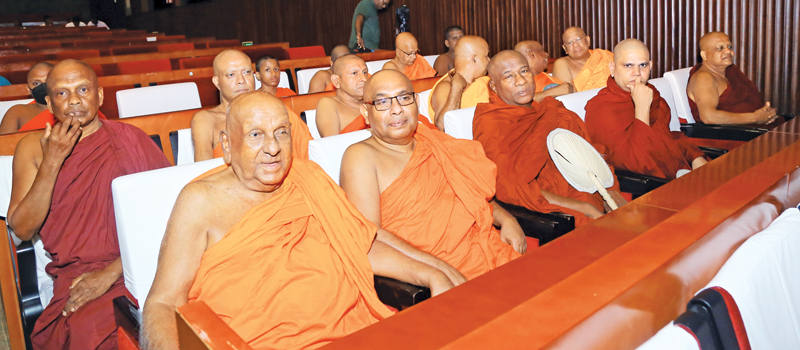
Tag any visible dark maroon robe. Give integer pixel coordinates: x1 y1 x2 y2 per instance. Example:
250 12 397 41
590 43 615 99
688 63 764 124
31 119 169 350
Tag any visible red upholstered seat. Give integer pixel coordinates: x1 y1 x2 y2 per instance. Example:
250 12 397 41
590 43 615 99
117 59 173 75
98 84 137 119
24 42 61 50
112 45 159 56
90 64 105 77
242 46 287 61
286 46 326 60
206 39 240 48
178 56 215 70
157 43 195 53
55 50 101 60
112 37 149 45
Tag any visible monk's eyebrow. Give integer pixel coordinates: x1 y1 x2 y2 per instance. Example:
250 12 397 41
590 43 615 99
374 89 410 97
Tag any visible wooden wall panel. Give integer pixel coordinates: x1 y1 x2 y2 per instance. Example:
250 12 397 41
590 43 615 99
129 0 798 115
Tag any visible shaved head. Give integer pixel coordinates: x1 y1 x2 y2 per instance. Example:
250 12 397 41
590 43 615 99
212 50 254 103
699 32 729 51
213 50 252 76
331 45 351 62
454 35 488 59
227 91 288 134
562 27 591 60
613 39 650 63
610 39 652 91
361 70 418 143
395 32 418 48
514 40 548 74
45 59 103 125
454 36 491 78
562 27 587 43
394 32 420 66
699 32 734 67
28 62 53 83
487 51 535 107
363 69 413 102
45 60 97 95
332 54 366 75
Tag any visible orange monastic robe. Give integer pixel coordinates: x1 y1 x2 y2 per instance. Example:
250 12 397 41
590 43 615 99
428 73 491 121
212 109 312 159
340 115 368 134
275 87 297 97
381 125 522 280
585 76 706 179
403 58 437 80
473 91 620 227
189 160 394 349
535 72 562 92
18 109 108 132
325 82 335 92
572 49 614 92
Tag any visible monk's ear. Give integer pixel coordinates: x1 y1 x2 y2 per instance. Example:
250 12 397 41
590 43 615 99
609 62 615 77
444 39 449 49
254 71 261 82
220 130 231 164
586 36 591 46
45 96 53 114
359 103 370 124
331 74 341 89
97 86 104 107
212 76 220 90
489 80 496 93
700 50 707 61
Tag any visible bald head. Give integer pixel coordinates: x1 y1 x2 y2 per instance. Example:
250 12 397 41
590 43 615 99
562 27 587 43
363 69 414 102
562 27 591 59
394 32 420 65
331 45 351 63
332 54 366 76
699 32 734 67
613 39 650 63
227 91 288 133
28 62 53 91
488 51 535 107
213 50 252 76
45 60 102 125
610 39 652 91
212 50 255 103
361 70 419 142
395 32 418 48
514 40 548 74
45 60 97 96
454 36 487 59
453 36 491 77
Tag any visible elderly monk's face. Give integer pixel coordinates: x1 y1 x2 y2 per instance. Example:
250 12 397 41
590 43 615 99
562 30 590 59
361 71 419 143
335 60 369 99
225 93 293 192
256 59 281 88
28 65 51 93
489 53 535 107
519 43 549 74
445 29 464 51
702 34 734 67
397 39 419 67
611 47 652 92
214 55 255 103
46 64 103 126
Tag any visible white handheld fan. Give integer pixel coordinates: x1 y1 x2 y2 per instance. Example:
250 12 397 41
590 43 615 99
546 128 618 210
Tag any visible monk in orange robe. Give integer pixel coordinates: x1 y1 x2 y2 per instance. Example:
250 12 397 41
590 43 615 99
429 35 492 131
383 32 437 80
316 54 371 136
687 32 778 125
514 41 575 102
585 39 707 180
8 60 170 350
341 70 529 284
474 51 627 227
142 92 453 349
308 45 352 93
0 62 53 134
255 54 297 97
552 27 614 92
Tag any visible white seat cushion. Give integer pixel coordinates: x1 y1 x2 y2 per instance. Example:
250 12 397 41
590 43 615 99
255 71 291 91
663 68 694 123
117 82 201 119
635 322 700 350
555 88 602 121
701 207 800 350
176 128 195 165
303 110 322 139
418 90 432 120
366 60 390 75
113 158 225 307
0 99 34 124
423 55 437 68
296 67 329 95
0 156 13 218
308 130 371 184
443 107 477 140
648 78 682 131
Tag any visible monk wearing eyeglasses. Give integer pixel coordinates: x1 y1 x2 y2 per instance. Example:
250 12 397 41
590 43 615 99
383 32 437 80
552 27 614 92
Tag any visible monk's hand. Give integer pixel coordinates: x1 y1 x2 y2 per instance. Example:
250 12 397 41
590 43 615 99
692 157 708 169
63 266 118 316
40 116 82 166
753 102 778 124
559 82 575 94
582 202 605 219
434 261 467 287
450 72 469 92
629 78 653 109
499 218 527 254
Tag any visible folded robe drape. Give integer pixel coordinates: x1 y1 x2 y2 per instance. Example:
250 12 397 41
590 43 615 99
403 57 437 80
535 72 562 92
188 160 393 349
427 73 491 122
473 91 619 227
572 49 614 92
31 120 170 349
585 76 706 179
688 63 764 124
275 87 297 97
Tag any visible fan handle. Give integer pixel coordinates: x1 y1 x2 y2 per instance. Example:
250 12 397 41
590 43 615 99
588 170 618 211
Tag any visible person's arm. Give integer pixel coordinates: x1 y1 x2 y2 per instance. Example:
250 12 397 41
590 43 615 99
308 71 330 94
689 72 777 124
8 118 82 241
142 184 211 350
0 106 21 134
629 78 654 125
368 238 454 296
63 258 122 316
541 189 604 219
315 98 342 137
355 14 366 50
551 58 574 86
490 200 526 254
191 111 214 162
533 82 574 102
433 56 451 77
340 144 467 286
432 74 468 131
382 61 401 72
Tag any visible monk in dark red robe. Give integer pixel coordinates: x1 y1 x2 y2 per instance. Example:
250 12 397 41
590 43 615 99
474 51 626 227
7 60 169 349
585 39 707 179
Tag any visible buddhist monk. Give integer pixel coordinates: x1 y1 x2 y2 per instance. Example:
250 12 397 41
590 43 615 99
255 55 296 97
687 32 778 124
315 54 370 136
514 40 574 101
585 39 707 180
474 51 627 227
383 32 437 80
433 26 464 76
429 35 492 131
341 70 528 284
0 62 53 134
308 45 352 93
142 92 453 349
552 27 614 92
7 60 170 349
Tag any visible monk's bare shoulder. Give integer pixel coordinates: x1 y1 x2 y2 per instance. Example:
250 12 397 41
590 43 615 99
191 109 216 127
383 61 400 72
343 139 379 166
316 96 339 116
171 170 233 227
14 132 44 161
687 70 719 100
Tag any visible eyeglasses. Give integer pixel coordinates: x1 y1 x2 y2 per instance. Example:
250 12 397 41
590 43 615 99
365 92 416 111
398 48 421 57
565 37 585 46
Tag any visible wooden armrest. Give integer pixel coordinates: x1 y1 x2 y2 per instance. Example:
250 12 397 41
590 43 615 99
615 170 670 199
113 296 141 347
495 201 575 245
373 276 430 311
698 146 728 160
680 123 766 142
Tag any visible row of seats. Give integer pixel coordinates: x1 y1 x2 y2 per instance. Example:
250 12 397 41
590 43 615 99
294 55 438 94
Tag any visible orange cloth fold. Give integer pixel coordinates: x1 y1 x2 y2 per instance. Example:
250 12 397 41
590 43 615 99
19 110 108 132
473 91 619 227
688 63 764 124
189 160 393 349
572 49 614 92
340 114 368 134
325 82 335 91
535 72 562 92
585 76 706 179
427 73 491 121
275 87 297 97
380 125 522 280
403 58 437 80
211 109 312 160
417 114 437 130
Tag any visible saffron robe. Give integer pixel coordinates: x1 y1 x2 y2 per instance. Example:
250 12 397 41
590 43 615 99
212 109 312 160
402 58 437 80
380 125 522 280
188 160 394 349
428 73 491 122
340 114 368 134
31 120 170 349
688 63 764 124
572 49 614 92
535 72 562 92
473 91 619 227
585 76 706 179
19 110 108 132
275 87 297 97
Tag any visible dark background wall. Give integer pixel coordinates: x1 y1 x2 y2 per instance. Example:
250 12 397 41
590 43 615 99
126 0 799 115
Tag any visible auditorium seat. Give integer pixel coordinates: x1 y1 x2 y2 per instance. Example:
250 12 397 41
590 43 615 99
365 59 390 74
178 55 215 70
648 77 682 132
286 46 326 60
423 55 437 68
0 99 34 122
296 67 328 94
300 110 322 139
206 39 240 48
90 64 105 77
24 42 60 50
116 82 202 118
117 58 172 75
418 89 432 120
111 45 158 56
113 158 226 308
175 128 195 165
442 106 476 140
308 130 372 184
555 87 602 120
157 43 194 53
55 49 100 60
663 68 694 123
635 322 700 350
242 46 287 61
